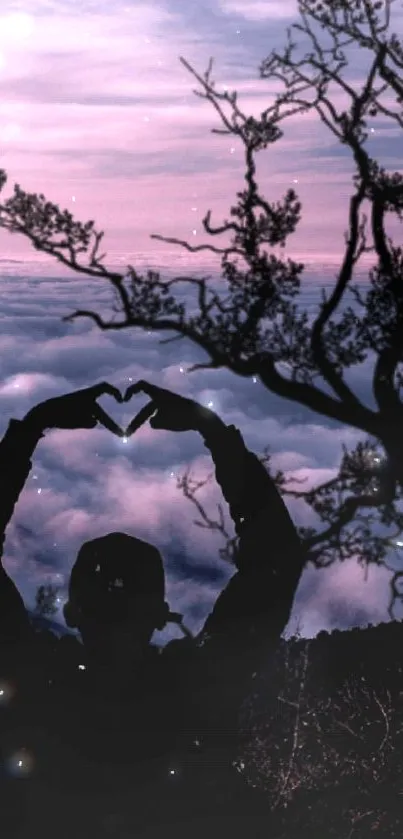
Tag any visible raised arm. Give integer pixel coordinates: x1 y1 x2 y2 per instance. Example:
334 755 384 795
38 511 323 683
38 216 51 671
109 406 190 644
123 380 305 644
199 415 302 573
122 380 307 747
0 381 124 643
0 417 43 642
196 414 305 642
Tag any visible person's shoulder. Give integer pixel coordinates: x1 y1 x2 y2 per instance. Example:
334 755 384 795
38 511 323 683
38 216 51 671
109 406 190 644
53 634 85 678
56 633 83 658
162 636 194 655
158 639 197 729
29 629 82 673
160 637 195 669
27 629 84 689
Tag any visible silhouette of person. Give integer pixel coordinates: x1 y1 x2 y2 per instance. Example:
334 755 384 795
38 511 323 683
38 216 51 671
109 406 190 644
0 380 305 838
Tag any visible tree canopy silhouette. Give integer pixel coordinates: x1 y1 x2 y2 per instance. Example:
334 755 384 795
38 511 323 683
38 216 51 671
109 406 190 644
0 0 402 611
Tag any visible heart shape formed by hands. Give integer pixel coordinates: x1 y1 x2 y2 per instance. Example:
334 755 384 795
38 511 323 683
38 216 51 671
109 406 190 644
95 387 155 439
95 378 204 439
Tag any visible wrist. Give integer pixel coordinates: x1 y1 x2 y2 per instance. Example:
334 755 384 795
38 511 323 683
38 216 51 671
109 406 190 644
193 408 227 441
22 410 46 440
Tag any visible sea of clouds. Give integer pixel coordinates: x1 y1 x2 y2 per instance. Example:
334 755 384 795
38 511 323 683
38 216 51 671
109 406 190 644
0 255 395 643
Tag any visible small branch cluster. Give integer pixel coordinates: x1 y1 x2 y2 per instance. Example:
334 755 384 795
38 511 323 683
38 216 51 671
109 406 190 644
236 621 400 826
176 437 403 615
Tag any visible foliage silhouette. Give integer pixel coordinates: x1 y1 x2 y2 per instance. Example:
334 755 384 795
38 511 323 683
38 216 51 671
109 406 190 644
231 619 403 837
176 440 403 619
33 582 60 618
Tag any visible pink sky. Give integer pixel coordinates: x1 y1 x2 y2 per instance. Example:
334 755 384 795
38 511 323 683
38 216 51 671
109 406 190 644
0 0 401 270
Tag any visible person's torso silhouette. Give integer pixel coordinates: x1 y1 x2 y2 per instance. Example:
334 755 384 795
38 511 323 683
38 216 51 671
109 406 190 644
0 384 306 837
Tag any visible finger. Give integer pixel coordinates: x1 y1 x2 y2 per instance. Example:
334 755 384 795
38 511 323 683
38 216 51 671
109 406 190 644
79 417 98 429
124 380 158 402
67 416 98 430
88 382 123 403
93 404 124 437
149 412 169 429
125 401 156 437
123 384 140 402
149 411 182 431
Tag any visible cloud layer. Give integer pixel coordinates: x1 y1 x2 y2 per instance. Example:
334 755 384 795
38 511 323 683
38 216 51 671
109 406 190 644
0 267 395 642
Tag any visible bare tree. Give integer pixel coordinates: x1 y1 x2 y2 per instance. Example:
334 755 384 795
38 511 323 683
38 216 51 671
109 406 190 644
0 1 402 606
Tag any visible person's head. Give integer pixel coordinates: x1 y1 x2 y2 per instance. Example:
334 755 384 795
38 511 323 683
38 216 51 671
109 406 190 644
63 532 170 670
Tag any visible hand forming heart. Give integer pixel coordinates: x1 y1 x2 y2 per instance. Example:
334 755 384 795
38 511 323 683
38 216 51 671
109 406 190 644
24 380 192 439
96 386 156 439
96 379 209 439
